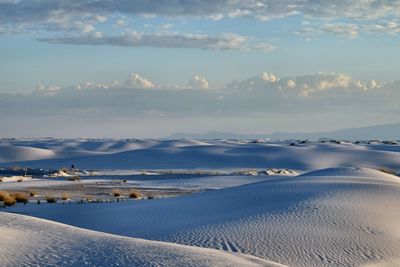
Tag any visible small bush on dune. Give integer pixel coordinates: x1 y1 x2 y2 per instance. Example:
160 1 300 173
129 190 141 199
13 192 29 203
61 193 70 201
45 195 57 203
112 189 121 197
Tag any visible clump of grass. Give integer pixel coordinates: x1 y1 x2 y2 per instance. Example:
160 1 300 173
129 190 141 199
112 189 121 197
45 195 57 203
0 191 16 206
61 193 70 201
13 192 29 203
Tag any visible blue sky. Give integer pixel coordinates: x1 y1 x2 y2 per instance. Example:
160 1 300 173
0 0 400 137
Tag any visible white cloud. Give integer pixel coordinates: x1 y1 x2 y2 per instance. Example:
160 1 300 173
321 24 359 39
74 80 121 90
124 73 155 89
188 76 209 90
2 71 398 123
4 0 400 38
299 20 400 39
35 84 61 96
39 31 276 52
72 73 155 91
229 72 280 91
115 19 126 28
229 72 385 97
2 1 400 23
160 24 174 30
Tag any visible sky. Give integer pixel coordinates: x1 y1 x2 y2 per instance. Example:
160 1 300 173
0 0 400 138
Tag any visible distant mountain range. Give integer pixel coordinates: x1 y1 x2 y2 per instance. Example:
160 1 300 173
166 123 400 140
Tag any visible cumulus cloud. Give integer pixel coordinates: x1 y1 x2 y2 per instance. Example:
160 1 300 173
124 73 155 89
188 76 209 90
38 32 276 52
229 72 384 97
1 71 399 122
72 73 155 91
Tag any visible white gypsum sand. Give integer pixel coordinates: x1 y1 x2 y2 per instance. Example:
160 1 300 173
0 212 282 267
6 167 400 266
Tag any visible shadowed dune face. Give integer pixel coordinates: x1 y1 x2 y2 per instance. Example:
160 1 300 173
0 212 283 267
1 139 400 171
7 168 400 266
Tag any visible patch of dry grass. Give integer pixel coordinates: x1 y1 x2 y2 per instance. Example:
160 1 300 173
12 192 29 203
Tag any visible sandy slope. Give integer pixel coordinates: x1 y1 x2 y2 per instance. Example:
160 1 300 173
0 212 282 267
9 168 400 267
1 139 400 171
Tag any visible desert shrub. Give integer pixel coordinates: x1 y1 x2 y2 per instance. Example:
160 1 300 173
0 191 9 201
68 176 81 181
3 196 16 206
129 190 141 199
45 195 57 203
112 189 121 197
0 191 16 206
61 193 70 201
13 192 28 203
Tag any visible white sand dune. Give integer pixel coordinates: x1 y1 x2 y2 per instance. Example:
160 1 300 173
0 212 282 267
8 168 400 266
298 166 399 179
0 145 56 162
1 139 400 171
